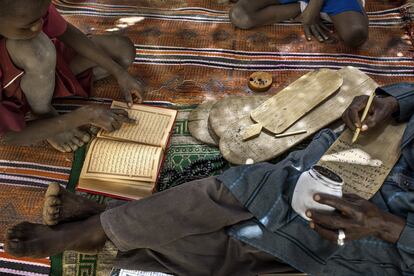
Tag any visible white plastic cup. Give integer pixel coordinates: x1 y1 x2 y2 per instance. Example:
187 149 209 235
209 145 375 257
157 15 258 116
291 165 344 221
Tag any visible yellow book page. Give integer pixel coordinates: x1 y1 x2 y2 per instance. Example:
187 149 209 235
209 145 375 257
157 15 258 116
81 138 163 183
98 101 177 148
78 177 153 200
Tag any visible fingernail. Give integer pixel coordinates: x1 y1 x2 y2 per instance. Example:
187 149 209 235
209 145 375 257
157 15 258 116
309 222 315 229
314 194 321 201
362 125 368 131
306 211 312 218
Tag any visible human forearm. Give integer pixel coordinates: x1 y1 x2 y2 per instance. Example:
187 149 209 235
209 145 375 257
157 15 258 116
1 107 94 146
1 105 134 146
306 0 324 11
59 24 144 105
376 83 414 122
58 24 125 77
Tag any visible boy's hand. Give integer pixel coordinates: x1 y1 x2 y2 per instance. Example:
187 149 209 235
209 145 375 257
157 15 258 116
342 95 399 132
296 0 330 42
116 71 145 106
85 105 136 132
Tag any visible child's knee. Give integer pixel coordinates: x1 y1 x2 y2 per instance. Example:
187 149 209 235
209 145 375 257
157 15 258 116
340 24 368 48
230 4 256 30
6 32 56 72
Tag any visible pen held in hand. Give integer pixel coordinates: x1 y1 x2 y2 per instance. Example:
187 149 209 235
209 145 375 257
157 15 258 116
351 92 376 144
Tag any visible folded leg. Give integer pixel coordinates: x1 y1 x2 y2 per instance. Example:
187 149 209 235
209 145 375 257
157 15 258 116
330 11 368 48
69 34 135 81
6 32 92 152
230 0 301 29
101 177 252 250
102 177 293 275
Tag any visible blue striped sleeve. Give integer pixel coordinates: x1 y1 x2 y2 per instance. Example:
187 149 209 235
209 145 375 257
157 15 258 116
397 213 414 270
376 83 414 122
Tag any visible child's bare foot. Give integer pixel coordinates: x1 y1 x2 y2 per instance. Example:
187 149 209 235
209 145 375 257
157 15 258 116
47 128 91 152
5 216 107 258
43 183 106 226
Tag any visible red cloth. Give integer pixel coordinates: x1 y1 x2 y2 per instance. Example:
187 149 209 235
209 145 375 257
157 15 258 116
0 4 92 136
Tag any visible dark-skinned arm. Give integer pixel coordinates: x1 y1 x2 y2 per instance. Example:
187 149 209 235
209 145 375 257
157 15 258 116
1 105 134 146
342 83 414 151
376 83 414 122
342 83 414 132
297 0 331 42
58 23 143 105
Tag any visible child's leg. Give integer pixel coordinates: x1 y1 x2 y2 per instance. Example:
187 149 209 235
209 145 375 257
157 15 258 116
330 11 368 48
6 33 56 116
230 0 301 30
69 35 135 81
6 33 91 152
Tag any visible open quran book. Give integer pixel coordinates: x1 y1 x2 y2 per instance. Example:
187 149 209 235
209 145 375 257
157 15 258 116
78 101 177 200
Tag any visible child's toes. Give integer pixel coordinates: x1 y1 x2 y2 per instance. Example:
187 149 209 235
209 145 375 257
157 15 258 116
68 142 79 152
81 133 91 143
62 144 72 153
50 142 68 153
71 137 84 148
73 129 91 143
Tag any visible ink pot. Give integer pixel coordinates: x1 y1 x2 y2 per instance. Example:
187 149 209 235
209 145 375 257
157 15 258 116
291 165 343 221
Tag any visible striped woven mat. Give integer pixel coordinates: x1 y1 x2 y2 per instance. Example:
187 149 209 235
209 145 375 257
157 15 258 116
0 0 413 275
55 0 414 105
0 144 73 275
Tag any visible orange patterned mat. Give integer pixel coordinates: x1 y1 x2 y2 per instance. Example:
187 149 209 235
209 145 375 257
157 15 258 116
55 0 414 104
0 0 413 275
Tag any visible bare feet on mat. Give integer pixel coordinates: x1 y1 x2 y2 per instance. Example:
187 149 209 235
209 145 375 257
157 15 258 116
5 216 107 258
43 183 106 226
47 128 91 153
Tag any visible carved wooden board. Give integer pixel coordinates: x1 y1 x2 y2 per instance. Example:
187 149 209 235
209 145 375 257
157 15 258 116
188 100 218 146
209 95 268 139
250 69 343 135
220 67 378 164
318 121 406 200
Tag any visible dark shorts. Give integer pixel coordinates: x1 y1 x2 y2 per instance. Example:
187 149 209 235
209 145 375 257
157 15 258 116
278 0 364 16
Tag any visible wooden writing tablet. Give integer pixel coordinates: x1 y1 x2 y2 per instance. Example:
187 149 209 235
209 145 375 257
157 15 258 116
246 69 343 140
209 95 268 139
219 67 378 164
188 100 219 146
